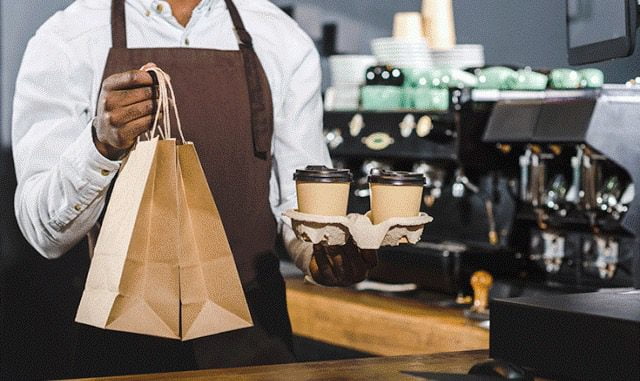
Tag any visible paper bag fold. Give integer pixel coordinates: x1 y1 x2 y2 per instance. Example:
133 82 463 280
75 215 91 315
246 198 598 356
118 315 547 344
177 143 253 341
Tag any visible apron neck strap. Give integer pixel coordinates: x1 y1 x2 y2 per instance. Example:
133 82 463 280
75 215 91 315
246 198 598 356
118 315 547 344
223 0 253 47
111 0 127 48
110 0 254 49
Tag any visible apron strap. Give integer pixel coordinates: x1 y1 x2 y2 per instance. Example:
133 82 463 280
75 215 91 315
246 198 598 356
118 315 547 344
224 0 272 156
223 0 253 47
111 0 127 48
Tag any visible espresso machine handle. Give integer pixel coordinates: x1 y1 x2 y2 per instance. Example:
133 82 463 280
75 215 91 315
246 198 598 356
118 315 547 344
566 146 583 204
519 149 532 201
485 199 499 246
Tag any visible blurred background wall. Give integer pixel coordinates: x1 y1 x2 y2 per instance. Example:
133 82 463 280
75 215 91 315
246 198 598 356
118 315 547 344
3 0 640 150
271 0 640 84
1 0 74 149
1 0 640 201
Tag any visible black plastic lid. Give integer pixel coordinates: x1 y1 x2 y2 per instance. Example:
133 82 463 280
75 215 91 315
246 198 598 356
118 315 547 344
368 169 425 186
294 165 352 183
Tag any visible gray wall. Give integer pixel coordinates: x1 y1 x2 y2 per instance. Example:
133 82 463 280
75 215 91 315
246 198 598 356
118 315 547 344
2 0 640 147
0 0 74 149
273 0 640 83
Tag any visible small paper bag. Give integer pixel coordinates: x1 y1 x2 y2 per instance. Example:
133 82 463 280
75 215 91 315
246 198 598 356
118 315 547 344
76 67 253 340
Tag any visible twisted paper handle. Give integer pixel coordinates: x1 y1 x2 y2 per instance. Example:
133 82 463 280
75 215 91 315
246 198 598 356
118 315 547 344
144 67 186 143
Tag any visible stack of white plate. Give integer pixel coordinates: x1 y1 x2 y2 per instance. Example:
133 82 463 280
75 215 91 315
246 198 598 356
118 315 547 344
329 55 377 86
371 38 432 68
324 85 361 111
430 44 485 69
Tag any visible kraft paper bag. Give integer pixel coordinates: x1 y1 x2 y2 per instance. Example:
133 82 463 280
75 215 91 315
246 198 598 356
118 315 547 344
75 137 181 339
177 143 253 340
76 67 252 340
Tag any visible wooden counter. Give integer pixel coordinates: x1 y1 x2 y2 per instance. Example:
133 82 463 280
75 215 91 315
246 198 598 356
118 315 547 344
285 278 489 356
78 350 489 380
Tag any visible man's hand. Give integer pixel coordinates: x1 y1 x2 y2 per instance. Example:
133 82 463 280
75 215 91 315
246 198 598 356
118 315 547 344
309 240 378 287
93 63 158 160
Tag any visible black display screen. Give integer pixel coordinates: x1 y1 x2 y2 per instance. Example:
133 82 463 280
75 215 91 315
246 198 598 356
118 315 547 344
568 0 627 48
567 0 637 65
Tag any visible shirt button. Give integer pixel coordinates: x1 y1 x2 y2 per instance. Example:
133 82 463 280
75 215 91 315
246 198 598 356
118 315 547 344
156 3 163 12
145 10 151 17
74 204 82 212
184 38 190 46
100 169 110 176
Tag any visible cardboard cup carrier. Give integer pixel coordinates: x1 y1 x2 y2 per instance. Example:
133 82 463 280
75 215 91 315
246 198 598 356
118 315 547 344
287 167 432 250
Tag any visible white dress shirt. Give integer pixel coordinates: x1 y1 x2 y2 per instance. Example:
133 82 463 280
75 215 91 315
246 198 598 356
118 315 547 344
12 0 329 271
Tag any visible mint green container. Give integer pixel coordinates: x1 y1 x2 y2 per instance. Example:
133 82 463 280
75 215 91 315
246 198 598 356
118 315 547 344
579 68 604 88
402 68 433 88
428 69 450 89
512 69 548 90
475 66 517 90
549 68 581 89
431 69 478 89
414 88 449 111
402 87 415 109
361 86 403 111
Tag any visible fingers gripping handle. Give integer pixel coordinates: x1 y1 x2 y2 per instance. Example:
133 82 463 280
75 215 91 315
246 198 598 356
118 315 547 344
144 67 186 143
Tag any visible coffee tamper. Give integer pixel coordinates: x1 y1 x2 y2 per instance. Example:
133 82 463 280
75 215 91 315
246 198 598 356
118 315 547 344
464 270 493 321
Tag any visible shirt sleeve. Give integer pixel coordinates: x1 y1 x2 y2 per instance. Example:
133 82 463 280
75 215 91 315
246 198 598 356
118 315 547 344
12 30 120 259
269 40 332 223
268 37 332 273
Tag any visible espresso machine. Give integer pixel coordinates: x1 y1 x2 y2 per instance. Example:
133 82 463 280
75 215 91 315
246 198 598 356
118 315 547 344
323 81 640 297
481 87 639 290
484 85 640 381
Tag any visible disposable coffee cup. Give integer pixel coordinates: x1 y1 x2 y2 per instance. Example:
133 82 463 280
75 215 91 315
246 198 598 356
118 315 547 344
294 166 352 216
369 169 425 224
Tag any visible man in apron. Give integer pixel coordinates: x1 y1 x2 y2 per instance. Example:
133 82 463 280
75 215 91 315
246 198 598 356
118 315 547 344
8 0 376 378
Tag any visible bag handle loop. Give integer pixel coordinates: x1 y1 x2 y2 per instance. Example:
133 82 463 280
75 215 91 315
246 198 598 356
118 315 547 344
143 67 186 144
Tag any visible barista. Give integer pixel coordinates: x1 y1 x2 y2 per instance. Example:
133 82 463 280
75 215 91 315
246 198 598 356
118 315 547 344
8 0 375 378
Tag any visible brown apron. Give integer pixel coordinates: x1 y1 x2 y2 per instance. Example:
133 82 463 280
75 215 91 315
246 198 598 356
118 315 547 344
104 0 278 286
2 0 295 379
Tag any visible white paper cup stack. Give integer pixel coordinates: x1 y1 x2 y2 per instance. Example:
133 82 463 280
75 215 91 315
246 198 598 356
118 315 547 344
392 12 425 40
422 0 456 50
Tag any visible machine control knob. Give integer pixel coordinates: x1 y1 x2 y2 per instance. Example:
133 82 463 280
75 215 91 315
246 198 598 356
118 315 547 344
416 115 433 137
349 113 365 137
399 114 416 138
361 132 395 151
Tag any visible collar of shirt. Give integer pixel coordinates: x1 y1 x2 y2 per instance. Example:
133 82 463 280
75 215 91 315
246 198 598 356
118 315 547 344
134 0 221 34
138 0 219 18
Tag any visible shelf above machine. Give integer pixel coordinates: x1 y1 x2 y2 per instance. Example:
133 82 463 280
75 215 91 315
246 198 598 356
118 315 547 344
471 89 600 102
